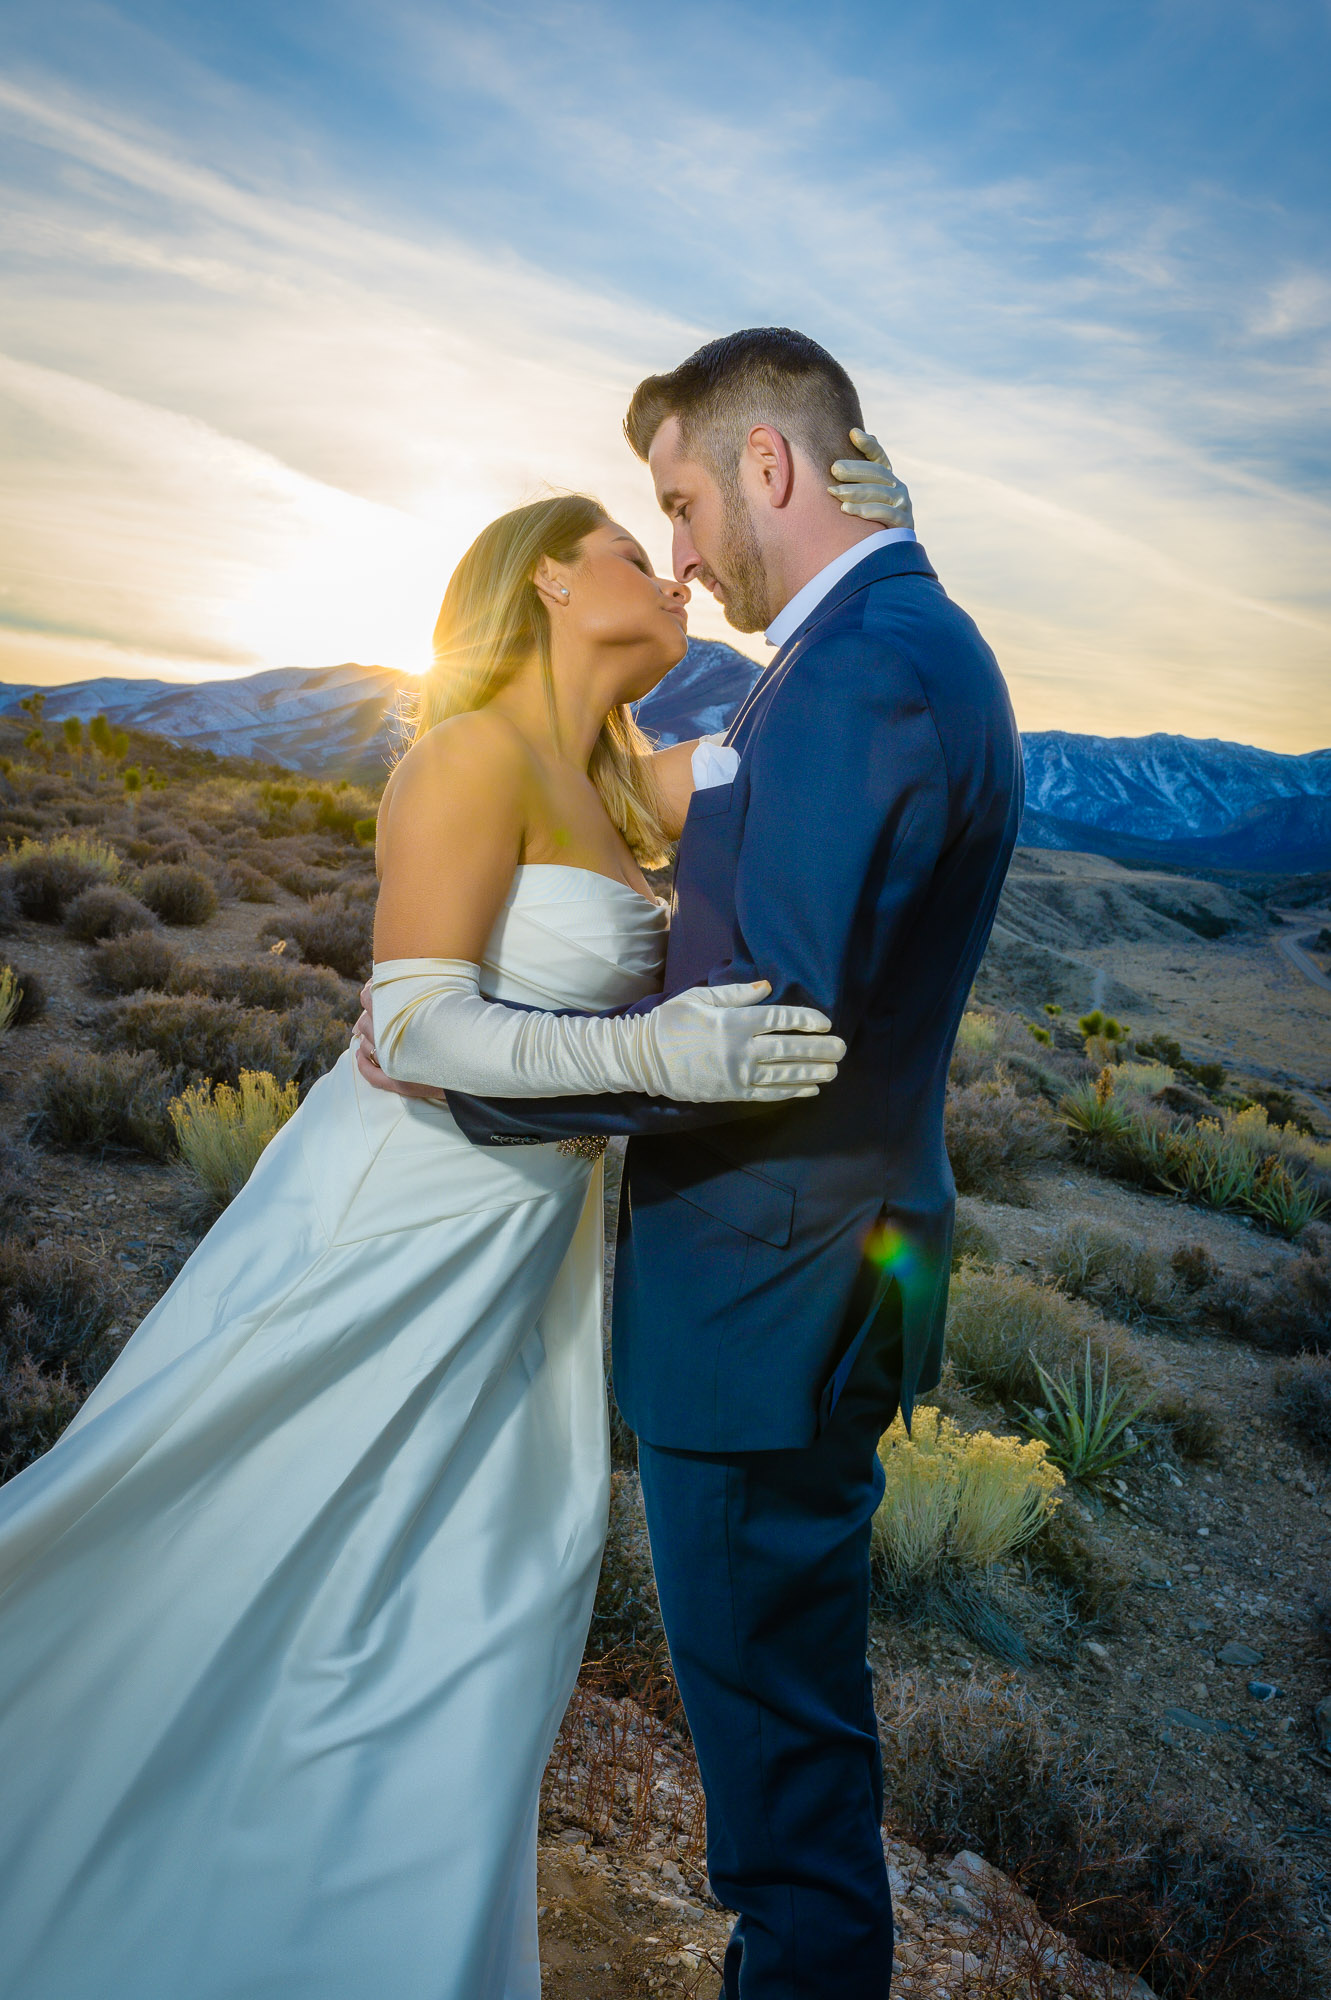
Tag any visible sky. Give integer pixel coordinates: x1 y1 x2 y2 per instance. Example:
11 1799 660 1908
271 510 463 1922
0 0 1328 751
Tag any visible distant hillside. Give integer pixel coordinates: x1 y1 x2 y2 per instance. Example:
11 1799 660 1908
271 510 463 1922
3 658 1327 871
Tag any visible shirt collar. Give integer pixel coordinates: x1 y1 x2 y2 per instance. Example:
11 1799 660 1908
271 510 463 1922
763 528 917 650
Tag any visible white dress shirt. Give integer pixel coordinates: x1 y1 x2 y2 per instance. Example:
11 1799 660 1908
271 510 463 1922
688 526 918 789
763 527 916 651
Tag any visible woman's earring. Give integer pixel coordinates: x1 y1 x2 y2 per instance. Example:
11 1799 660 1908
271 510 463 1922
559 585 570 600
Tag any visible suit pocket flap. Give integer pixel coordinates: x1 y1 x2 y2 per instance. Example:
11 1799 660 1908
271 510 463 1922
634 1135 794 1248
686 781 734 820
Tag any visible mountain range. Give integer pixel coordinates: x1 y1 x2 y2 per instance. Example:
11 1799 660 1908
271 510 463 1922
3 653 1327 873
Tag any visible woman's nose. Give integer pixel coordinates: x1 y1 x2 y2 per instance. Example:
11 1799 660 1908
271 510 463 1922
662 576 691 604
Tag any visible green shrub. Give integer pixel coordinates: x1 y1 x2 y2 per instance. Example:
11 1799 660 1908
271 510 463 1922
1018 1342 1149 1486
36 1048 175 1157
62 883 159 942
276 861 344 900
137 862 218 926
1149 1386 1225 1461
282 1000 355 1085
263 892 374 982
84 929 180 996
102 994 293 1089
8 833 120 919
945 1067 1062 1202
8 966 47 1025
170 1070 299 1211
950 1199 1000 1269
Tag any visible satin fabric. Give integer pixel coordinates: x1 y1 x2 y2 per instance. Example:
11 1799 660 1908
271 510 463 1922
0 865 667 2000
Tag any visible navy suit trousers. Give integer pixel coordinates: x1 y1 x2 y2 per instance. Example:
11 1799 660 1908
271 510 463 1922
637 1375 896 1998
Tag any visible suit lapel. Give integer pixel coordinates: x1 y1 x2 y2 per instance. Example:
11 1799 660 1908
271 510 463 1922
724 540 938 752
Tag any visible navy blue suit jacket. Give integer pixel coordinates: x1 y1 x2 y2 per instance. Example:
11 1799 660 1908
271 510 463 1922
449 541 1023 1450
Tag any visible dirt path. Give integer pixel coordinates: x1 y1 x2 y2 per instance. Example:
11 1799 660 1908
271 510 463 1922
1272 909 1331 996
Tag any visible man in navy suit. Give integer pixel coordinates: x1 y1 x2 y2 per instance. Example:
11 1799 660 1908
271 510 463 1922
448 329 1021 1996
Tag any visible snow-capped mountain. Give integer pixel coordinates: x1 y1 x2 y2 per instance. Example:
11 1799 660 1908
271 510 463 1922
0 664 413 780
4 658 1328 872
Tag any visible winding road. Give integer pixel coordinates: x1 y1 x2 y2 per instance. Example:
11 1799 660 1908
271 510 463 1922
1272 908 1331 996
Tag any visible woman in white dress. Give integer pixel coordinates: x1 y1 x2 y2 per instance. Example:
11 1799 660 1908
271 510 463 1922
0 496 844 2000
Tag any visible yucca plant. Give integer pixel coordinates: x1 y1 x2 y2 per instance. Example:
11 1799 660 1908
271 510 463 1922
1060 1069 1127 1145
1018 1341 1149 1486
169 1070 299 1210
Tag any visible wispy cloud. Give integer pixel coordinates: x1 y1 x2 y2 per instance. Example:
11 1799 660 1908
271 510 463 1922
0 2 1326 751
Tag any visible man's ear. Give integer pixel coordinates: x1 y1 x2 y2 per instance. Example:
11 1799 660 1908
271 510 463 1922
744 424 795 510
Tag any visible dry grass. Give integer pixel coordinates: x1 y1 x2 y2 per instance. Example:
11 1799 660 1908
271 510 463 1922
170 1070 299 1212
1048 1217 1194 1327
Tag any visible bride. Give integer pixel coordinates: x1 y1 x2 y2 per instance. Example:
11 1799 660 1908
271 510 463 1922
0 494 845 1999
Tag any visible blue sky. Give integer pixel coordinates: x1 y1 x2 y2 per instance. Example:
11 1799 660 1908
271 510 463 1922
0 0 1327 748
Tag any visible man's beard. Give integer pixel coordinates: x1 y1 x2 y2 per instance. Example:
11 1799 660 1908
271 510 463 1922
711 483 772 634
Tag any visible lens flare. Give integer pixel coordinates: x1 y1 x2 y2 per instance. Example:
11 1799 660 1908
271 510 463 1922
863 1222 916 1276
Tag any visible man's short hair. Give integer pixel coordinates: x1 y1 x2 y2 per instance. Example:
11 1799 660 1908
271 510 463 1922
624 327 864 484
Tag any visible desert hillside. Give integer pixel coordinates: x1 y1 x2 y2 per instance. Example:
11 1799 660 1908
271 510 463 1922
1 714 1328 1999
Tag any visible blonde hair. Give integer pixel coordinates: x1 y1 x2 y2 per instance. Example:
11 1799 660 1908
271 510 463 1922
413 495 671 866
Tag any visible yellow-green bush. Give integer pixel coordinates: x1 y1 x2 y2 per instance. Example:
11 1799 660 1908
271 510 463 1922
873 1408 1062 1587
945 1258 1156 1407
0 966 20 1035
170 1070 298 1209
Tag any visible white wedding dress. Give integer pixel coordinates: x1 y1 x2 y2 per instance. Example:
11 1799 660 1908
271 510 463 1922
0 865 668 2000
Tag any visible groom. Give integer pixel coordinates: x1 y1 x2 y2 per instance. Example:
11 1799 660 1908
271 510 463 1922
408 329 1019 1995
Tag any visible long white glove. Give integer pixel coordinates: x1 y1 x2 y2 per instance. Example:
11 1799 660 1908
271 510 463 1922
827 428 914 528
371 959 844 1102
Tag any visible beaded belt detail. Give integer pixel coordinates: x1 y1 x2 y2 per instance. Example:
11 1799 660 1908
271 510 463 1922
555 1134 609 1163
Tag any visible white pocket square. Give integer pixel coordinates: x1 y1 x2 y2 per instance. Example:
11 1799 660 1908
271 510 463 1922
691 740 740 790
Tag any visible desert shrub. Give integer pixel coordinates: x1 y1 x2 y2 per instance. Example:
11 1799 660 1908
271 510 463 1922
0 1353 83 1480
1048 1218 1192 1326
84 928 180 996
945 1067 1062 1202
1024 1502 1129 1629
1149 1386 1225 1461
1274 1353 1331 1459
281 1000 354 1085
36 1048 175 1157
172 957 359 1019
0 873 19 932
8 833 121 919
945 1259 1155 1408
878 1675 1321 2000
276 860 344 899
225 860 277 902
950 1199 1000 1270
1064 1071 1324 1237
1205 1236 1330 1355
0 967 20 1036
170 1071 298 1212
62 883 159 942
1170 1239 1219 1293
102 994 293 1089
1019 1341 1150 1486
263 892 374 982
6 966 47 1024
136 862 218 926
873 1409 1063 1585
586 1469 665 1665
0 1237 124 1382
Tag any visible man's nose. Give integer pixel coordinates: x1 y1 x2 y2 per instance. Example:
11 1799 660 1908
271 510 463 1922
671 521 703 584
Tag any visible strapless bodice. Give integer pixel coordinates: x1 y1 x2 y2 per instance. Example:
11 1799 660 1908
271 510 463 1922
478 865 668 1012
